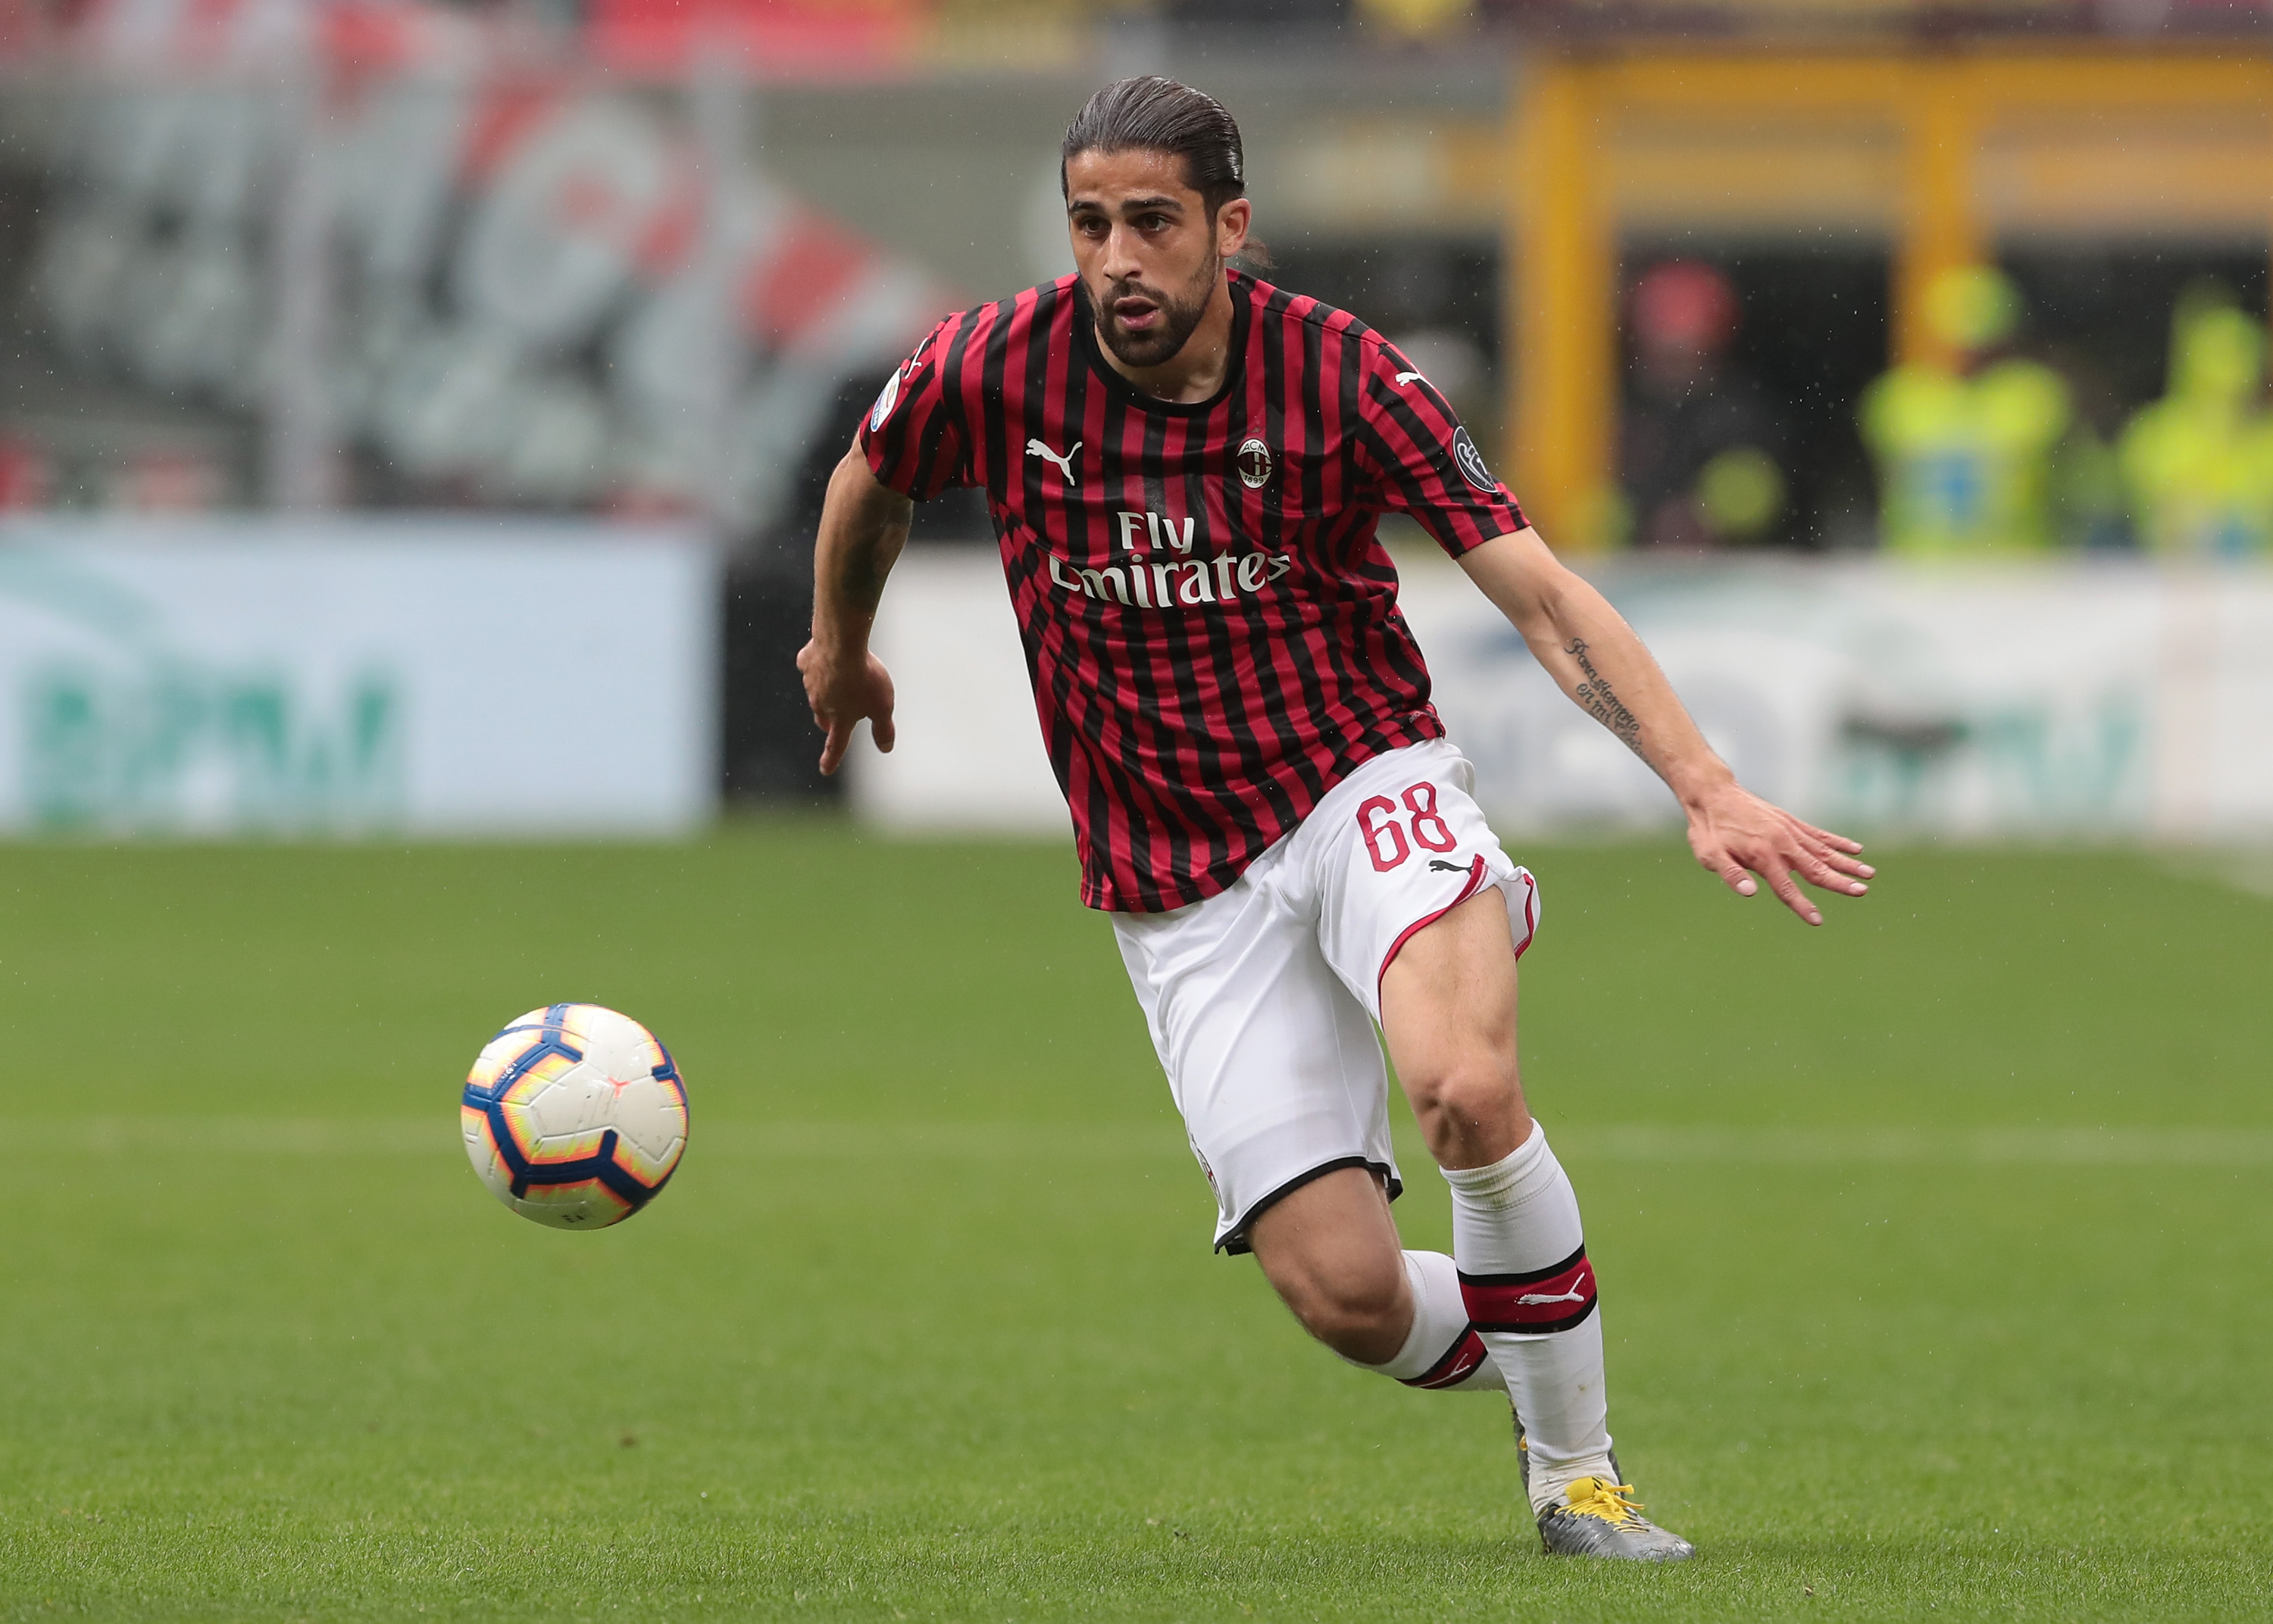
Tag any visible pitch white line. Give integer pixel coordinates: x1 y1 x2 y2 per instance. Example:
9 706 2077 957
1562 1126 2273 1166
33 1119 2273 1166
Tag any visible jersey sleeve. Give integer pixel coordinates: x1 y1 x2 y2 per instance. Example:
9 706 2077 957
858 318 974 500
1352 339 1528 557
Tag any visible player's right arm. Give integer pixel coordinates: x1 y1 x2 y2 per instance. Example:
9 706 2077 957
802 317 973 775
799 445 912 776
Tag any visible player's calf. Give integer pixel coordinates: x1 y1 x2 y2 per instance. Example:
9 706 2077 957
1250 1171 1509 1389
1269 1247 1409 1363
1246 1165 1413 1363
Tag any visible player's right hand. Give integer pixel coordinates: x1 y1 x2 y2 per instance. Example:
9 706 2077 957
796 641 896 776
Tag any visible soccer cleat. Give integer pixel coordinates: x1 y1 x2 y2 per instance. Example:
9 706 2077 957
1518 1434 1696 1562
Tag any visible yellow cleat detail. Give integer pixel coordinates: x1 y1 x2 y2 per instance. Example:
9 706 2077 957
1559 1477 1646 1526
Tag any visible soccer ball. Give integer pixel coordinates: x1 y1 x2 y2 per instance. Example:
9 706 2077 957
461 1003 689 1229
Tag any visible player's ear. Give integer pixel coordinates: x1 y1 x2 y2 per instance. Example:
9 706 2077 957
1215 197 1252 260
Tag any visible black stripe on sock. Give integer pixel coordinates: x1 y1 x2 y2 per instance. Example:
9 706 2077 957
1457 1243 1589 1288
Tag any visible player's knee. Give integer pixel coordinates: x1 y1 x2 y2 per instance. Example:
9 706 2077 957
1405 1062 1524 1153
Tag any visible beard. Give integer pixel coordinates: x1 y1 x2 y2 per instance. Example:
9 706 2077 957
1093 255 1218 369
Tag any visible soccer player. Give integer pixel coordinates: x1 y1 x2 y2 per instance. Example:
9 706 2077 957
799 77 1871 1562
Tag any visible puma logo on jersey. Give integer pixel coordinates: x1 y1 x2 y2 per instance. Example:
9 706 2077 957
1025 439 1081 485
1394 370 1425 386
1427 858 1467 874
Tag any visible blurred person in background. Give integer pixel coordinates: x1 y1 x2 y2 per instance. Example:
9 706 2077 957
1860 264 2116 555
2118 291 2273 557
1618 260 1788 550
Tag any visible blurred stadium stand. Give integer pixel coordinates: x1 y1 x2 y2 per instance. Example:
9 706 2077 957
4 0 2273 811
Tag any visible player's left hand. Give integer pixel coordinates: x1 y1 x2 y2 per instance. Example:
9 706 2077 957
1684 781 1871 926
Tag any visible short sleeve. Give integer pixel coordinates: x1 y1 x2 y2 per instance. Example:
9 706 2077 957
858 319 973 500
1352 339 1528 557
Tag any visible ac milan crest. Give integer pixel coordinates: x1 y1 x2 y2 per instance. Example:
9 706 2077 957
1236 437 1274 489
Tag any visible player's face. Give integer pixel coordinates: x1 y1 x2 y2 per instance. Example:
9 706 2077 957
1064 148 1249 370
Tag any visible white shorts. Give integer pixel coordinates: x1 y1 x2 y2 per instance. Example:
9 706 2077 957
1111 739 1540 1254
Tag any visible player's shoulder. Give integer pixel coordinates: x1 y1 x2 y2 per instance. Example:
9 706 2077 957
1236 272 1396 354
921 277 1080 358
1237 273 1409 415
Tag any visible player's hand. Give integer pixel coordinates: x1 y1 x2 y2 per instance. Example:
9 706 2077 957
1684 780 1871 926
796 640 896 776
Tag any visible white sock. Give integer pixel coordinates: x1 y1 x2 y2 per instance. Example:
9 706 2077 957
1441 1123 1615 1515
1346 1250 1506 1393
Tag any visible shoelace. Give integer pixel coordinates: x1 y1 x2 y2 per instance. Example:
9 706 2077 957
1559 1476 1645 1526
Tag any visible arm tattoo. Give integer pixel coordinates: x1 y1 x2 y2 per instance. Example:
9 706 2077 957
1565 637 1644 757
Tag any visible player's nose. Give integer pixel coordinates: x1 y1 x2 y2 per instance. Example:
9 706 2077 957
1102 224 1147 279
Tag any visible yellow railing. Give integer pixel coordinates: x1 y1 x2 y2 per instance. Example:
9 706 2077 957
1505 46 2273 547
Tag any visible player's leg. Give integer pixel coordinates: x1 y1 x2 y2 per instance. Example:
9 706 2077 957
1309 741 1689 1560
1111 838 1503 1397
1244 1164 1503 1391
1377 891 1601 1475
1380 885 1690 1560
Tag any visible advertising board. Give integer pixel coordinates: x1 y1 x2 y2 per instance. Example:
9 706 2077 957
852 549 2273 843
0 518 716 836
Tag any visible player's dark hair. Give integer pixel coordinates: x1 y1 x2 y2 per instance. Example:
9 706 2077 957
1061 76 1247 224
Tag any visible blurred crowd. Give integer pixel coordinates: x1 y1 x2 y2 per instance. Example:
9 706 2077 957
3 0 2271 561
1619 258 2273 558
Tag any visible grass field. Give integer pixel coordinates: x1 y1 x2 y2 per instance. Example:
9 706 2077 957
1 823 2269 1621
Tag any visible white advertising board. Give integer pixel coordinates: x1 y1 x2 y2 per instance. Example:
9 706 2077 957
0 517 716 836
854 548 2273 842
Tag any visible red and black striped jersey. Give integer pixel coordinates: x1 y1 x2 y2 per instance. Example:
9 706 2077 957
860 270 1527 913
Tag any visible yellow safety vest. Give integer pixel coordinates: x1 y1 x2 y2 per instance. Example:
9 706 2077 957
2119 396 2273 557
1860 359 2071 556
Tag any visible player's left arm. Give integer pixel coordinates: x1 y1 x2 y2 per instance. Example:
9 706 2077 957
1458 526 1873 925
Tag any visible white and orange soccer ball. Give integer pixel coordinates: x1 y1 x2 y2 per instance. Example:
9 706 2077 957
461 1004 689 1229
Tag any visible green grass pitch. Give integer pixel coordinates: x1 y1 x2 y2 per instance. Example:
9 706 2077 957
1 824 2268 1620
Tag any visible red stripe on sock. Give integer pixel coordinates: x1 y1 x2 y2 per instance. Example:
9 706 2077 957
1460 1251 1596 1333
1401 1327 1488 1389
